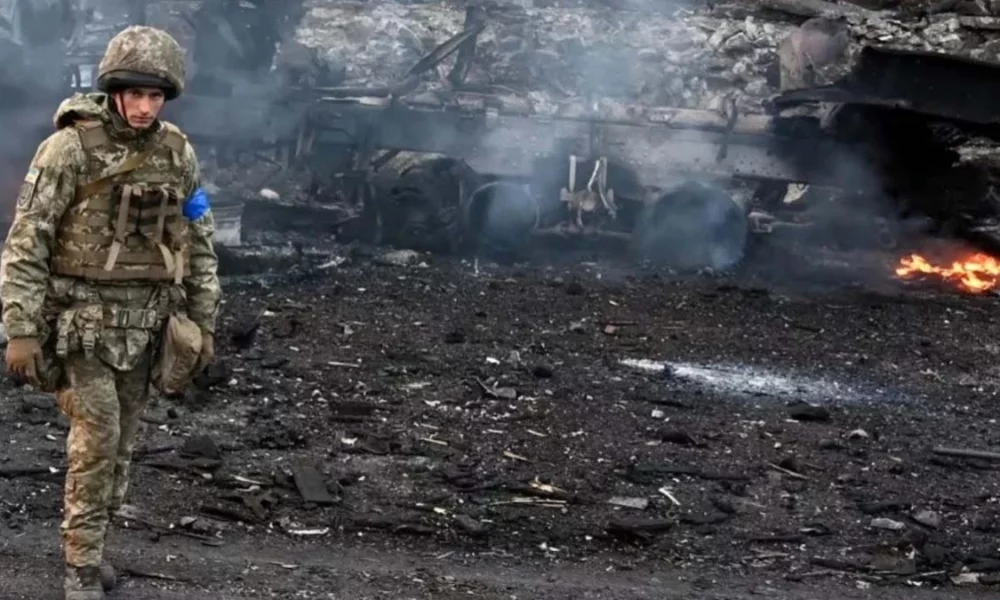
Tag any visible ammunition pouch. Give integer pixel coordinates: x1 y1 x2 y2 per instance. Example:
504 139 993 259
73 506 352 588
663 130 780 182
51 302 167 374
55 305 105 360
152 314 203 398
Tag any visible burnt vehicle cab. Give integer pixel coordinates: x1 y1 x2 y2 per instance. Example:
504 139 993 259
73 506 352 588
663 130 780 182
771 45 1000 254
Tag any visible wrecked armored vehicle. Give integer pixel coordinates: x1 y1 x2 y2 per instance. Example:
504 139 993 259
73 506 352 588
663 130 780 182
125 1 1000 270
7 0 995 268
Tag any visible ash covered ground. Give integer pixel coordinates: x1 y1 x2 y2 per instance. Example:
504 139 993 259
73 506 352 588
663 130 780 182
6 1 1000 598
3 218 1000 599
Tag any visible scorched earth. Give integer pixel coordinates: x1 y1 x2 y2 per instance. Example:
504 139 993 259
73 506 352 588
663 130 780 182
2 239 1000 600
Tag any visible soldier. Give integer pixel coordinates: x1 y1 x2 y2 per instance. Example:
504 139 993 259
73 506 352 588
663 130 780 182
0 25 220 600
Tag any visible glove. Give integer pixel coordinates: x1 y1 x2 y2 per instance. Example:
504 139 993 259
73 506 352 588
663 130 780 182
197 332 214 371
5 337 41 386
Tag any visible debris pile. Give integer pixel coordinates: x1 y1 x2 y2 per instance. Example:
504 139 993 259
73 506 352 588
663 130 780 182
9 251 1000 592
291 0 1000 113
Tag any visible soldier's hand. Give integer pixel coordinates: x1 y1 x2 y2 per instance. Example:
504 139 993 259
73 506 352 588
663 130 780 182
198 332 214 371
5 337 41 386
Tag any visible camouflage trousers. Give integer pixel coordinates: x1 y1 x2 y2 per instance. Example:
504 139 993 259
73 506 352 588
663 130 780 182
55 348 153 567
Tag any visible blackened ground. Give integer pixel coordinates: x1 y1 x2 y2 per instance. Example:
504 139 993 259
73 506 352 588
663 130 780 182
3 234 1000 599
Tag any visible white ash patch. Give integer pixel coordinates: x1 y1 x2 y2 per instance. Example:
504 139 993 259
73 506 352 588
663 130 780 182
620 357 907 404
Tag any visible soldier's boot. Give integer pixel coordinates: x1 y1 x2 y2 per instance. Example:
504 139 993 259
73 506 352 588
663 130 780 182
99 563 116 592
101 513 117 591
64 565 105 600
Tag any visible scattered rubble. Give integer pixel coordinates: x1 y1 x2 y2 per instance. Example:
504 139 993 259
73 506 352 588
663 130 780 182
5 1 1000 597
871 517 906 531
5 242 1000 594
291 463 339 506
287 0 1000 115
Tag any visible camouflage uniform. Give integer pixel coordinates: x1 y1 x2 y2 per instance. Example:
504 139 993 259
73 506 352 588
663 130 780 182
0 26 220 600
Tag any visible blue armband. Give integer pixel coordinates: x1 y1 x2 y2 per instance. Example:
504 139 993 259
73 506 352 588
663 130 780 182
183 187 210 221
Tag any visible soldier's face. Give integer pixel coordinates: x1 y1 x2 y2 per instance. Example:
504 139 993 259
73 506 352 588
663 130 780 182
114 88 166 129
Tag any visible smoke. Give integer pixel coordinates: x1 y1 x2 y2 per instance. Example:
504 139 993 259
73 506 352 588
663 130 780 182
308 0 712 258
465 180 539 253
28 0 965 293
182 0 307 92
0 0 85 223
326 0 769 270
633 180 749 271
164 0 318 141
735 120 948 291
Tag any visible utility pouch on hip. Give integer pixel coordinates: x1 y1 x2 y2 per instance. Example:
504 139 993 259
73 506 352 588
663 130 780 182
152 314 203 397
55 305 104 359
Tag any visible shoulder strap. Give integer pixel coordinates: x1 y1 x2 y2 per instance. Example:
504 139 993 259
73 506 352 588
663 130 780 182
74 120 109 151
159 121 187 155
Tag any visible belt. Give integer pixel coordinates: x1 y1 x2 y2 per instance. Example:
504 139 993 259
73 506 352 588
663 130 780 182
103 306 161 329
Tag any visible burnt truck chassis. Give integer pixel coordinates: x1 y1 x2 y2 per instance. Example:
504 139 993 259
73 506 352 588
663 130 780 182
173 23 1000 269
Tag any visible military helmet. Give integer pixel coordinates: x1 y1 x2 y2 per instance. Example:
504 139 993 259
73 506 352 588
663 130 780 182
97 26 186 100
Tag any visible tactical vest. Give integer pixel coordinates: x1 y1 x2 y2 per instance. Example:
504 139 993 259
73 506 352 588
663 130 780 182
50 120 192 284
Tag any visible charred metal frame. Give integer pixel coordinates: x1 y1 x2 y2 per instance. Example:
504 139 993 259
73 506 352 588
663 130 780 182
773 46 1000 135
303 99 844 189
175 90 843 188
175 13 852 194
170 10 1000 257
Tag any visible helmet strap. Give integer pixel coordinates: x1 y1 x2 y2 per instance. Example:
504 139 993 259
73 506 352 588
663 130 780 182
113 92 129 124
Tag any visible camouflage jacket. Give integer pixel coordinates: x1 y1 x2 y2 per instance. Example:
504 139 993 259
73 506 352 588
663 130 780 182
0 93 220 362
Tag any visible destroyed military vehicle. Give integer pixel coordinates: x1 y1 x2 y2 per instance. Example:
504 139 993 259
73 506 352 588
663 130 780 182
160 0 1000 275
8 0 1000 278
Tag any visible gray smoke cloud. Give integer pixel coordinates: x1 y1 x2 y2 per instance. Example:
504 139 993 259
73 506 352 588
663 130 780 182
0 0 81 225
8 0 969 288
280 0 753 259
286 0 816 270
161 0 314 138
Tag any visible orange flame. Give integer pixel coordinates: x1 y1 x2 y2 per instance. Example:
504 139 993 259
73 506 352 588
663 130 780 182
895 253 1000 293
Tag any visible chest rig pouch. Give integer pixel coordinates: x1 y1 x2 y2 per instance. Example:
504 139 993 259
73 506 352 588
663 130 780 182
103 182 189 284
50 119 192 284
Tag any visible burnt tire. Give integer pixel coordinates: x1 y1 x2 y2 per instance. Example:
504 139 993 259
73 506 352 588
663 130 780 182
633 181 749 271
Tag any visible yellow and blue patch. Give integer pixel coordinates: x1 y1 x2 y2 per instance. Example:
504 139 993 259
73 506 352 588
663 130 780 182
16 167 40 209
